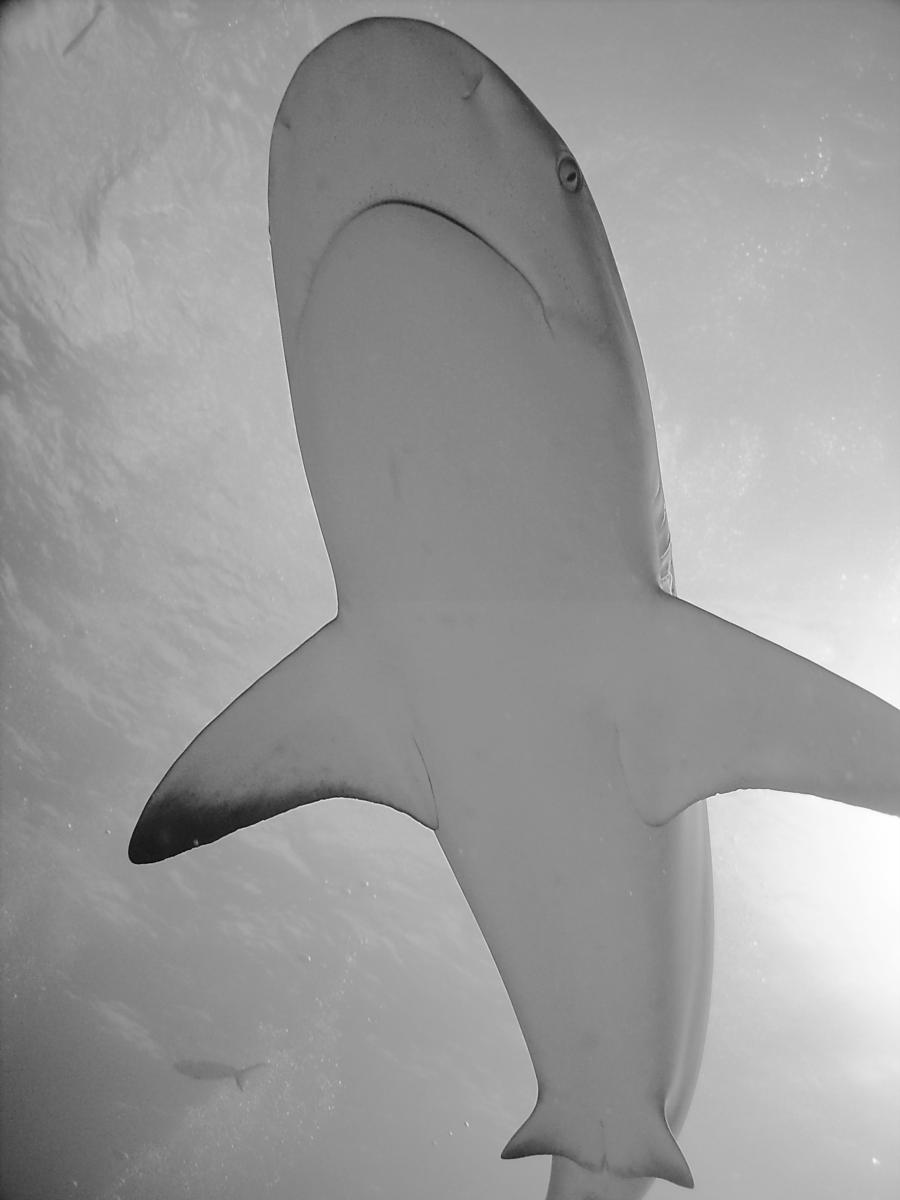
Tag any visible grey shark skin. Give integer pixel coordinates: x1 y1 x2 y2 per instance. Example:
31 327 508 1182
173 1059 268 1090
129 18 900 1200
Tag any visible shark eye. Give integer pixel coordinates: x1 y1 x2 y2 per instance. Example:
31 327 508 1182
556 153 582 193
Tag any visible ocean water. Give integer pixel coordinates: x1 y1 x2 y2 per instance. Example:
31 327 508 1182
1 3 898 1198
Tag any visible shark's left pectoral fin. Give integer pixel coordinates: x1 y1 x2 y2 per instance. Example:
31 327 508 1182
128 616 436 863
618 593 900 826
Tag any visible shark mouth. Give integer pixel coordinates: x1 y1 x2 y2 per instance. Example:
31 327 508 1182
364 199 552 332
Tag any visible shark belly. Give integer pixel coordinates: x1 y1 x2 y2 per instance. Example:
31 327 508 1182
296 193 713 1189
375 606 713 1188
290 203 667 610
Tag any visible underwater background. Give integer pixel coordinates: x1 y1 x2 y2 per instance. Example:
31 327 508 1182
1 2 898 1197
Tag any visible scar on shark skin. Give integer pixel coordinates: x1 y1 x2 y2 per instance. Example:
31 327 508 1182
61 3 104 58
461 69 483 99
130 17 900 1200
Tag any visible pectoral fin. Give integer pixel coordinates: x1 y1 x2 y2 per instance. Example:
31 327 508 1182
128 616 436 863
617 593 900 826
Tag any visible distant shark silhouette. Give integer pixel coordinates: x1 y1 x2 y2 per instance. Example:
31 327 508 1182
130 18 900 1200
173 1059 268 1091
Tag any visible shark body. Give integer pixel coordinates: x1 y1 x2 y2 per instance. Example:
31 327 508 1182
130 19 900 1200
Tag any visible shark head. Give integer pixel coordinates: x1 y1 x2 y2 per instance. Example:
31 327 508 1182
269 18 638 350
269 18 672 606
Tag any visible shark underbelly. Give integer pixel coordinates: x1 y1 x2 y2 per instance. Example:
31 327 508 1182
292 200 713 1176
375 607 714 1182
291 203 669 609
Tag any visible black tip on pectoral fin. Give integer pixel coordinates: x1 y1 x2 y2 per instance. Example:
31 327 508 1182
129 618 437 864
128 783 296 864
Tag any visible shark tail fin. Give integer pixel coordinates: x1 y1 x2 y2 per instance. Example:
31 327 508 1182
235 1062 268 1090
128 616 437 863
502 1094 693 1190
617 593 900 826
501 1098 562 1162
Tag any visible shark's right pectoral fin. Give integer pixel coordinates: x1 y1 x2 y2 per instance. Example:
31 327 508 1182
617 593 900 826
128 617 436 863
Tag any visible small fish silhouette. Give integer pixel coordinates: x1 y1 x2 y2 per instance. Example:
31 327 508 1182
173 1059 268 1091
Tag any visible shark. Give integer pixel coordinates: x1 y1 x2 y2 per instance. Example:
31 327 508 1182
173 1059 268 1090
129 18 900 1200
